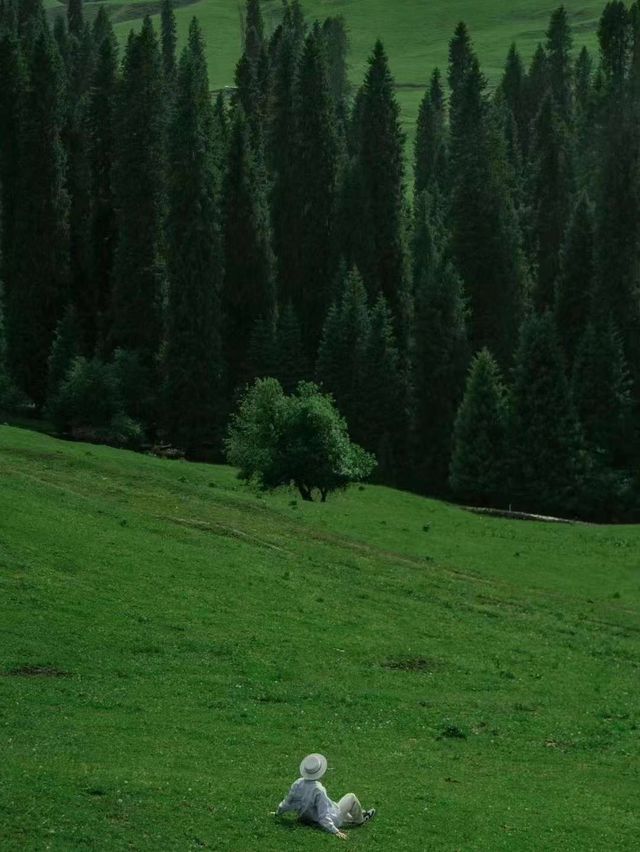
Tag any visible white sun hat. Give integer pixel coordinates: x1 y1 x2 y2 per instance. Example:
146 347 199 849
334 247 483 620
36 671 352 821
300 753 328 780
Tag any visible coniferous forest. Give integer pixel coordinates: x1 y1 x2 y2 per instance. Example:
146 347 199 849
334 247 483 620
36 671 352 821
1 0 640 521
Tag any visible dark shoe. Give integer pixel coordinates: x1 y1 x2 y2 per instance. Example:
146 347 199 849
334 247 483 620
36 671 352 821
363 809 376 822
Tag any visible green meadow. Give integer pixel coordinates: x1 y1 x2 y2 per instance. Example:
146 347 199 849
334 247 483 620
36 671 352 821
1 424 638 850
98 0 607 150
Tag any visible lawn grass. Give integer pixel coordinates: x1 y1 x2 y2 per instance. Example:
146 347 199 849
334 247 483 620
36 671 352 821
1 424 638 850
106 0 606 154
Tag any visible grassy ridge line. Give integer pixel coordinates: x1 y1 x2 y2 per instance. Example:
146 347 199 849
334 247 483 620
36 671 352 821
1 425 638 850
109 0 604 146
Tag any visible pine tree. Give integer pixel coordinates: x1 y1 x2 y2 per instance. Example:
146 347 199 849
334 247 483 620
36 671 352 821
363 296 404 481
0 14 25 306
449 348 509 507
67 0 83 39
111 18 166 370
350 41 409 333
235 0 267 147
160 0 177 83
88 7 118 353
163 19 224 454
222 107 275 397
293 25 341 355
545 5 573 119
450 57 527 364
316 268 370 444
6 28 69 405
554 194 595 369
412 194 469 494
273 302 308 393
267 6 305 307
529 94 573 311
46 303 81 406
63 0 95 353
523 44 550 155
414 68 447 198
574 46 595 192
244 0 264 66
499 43 526 150
448 20 474 126
595 2 640 389
321 16 350 115
572 317 634 467
509 312 585 515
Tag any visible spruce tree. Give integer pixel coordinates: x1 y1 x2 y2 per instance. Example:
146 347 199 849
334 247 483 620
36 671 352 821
163 19 224 454
267 6 305 307
160 0 177 83
316 268 370 444
545 5 573 119
572 317 634 468
244 0 264 66
449 348 509 507
509 312 585 515
529 94 573 311
88 7 118 353
6 28 69 405
321 16 350 115
0 14 25 306
222 107 275 397
523 44 550 155
111 18 166 370
414 68 447 198
350 41 408 333
448 21 474 125
412 194 469 494
64 0 94 353
274 303 308 394
555 195 595 369
363 296 404 481
450 57 527 364
293 25 341 354
46 303 81 406
574 46 595 192
499 43 526 151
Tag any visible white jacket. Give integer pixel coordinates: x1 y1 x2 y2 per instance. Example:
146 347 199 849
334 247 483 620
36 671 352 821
277 778 342 834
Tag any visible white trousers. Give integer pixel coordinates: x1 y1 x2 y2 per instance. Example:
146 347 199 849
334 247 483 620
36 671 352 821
337 793 365 826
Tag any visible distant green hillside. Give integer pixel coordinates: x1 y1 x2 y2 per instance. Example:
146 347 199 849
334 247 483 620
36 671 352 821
92 0 607 151
1 425 638 850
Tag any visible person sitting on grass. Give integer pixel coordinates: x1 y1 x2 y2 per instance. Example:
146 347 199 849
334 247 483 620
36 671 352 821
272 753 376 839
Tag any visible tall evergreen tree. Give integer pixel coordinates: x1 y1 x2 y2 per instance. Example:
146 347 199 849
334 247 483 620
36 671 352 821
363 295 404 480
523 44 550 154
6 27 69 405
267 5 305 307
67 0 83 39
111 18 166 370
222 107 275 397
594 2 640 387
529 94 573 311
509 312 585 515
450 57 527 363
273 302 308 393
244 0 264 66
448 20 474 127
449 348 509 507
0 12 25 305
499 43 526 150
88 7 118 353
554 194 595 369
160 0 177 83
163 19 224 454
545 5 573 119
414 68 447 198
572 317 634 467
293 25 341 354
350 41 409 334
574 45 595 192
316 268 370 444
321 16 350 115
412 193 469 494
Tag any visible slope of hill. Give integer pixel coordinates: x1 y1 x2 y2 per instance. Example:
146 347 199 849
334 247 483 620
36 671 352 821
1 425 638 850
101 0 606 148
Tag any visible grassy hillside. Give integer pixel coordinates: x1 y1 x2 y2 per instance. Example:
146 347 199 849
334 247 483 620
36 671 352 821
1 425 639 850
100 0 606 150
